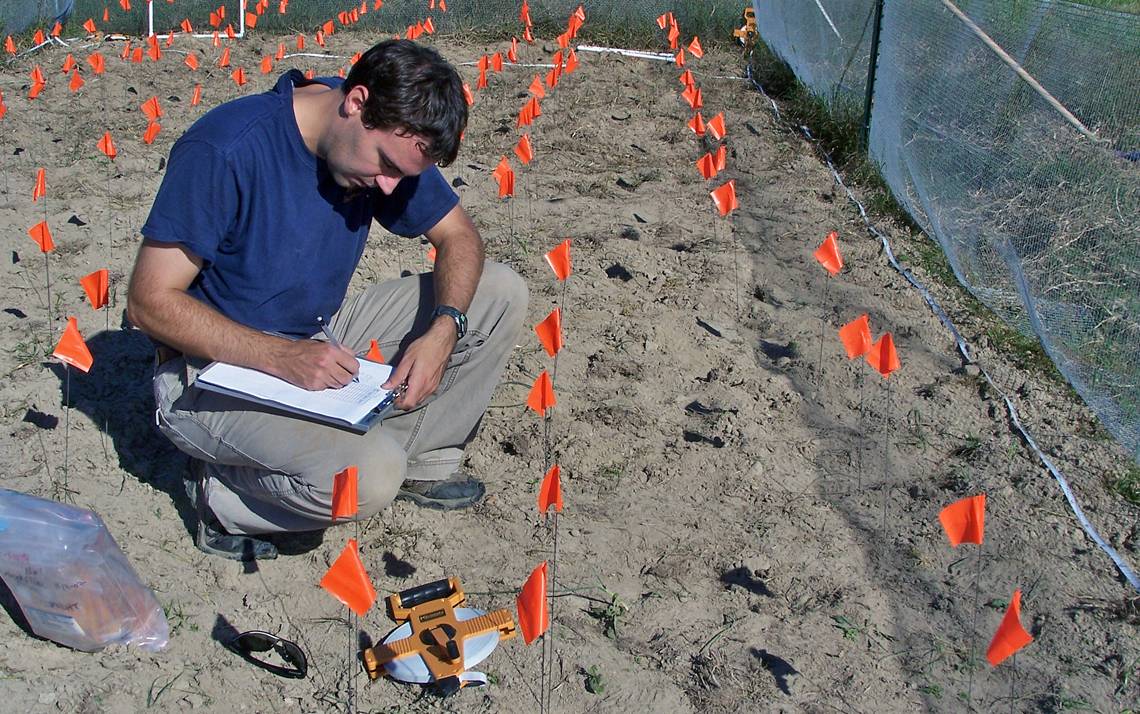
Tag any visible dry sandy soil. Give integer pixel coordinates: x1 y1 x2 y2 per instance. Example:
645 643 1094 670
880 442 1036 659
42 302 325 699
0 23 1137 714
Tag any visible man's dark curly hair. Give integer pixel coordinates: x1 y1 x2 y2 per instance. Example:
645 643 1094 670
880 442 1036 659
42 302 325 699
343 39 467 167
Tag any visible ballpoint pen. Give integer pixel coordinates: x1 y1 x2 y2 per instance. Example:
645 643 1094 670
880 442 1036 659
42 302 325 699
317 316 359 384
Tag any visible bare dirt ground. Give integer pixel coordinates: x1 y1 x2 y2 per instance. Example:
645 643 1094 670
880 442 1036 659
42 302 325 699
0 26 1137 714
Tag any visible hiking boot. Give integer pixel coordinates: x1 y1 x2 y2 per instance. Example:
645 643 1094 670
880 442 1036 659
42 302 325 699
185 460 278 562
395 473 485 511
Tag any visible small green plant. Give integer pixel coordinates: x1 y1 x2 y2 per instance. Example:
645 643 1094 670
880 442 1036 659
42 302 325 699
830 615 863 641
587 587 629 640
952 435 985 462
583 665 605 695
1111 465 1140 505
919 683 943 699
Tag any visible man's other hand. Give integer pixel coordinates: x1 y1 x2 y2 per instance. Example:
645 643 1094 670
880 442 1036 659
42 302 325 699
275 339 360 390
383 319 456 409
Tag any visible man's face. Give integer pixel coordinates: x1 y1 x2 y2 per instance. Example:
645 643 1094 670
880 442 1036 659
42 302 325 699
326 87 436 195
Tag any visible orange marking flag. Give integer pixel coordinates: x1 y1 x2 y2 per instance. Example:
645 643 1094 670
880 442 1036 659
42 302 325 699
986 590 1033 666
492 157 515 198
476 67 488 90
191 84 203 106
813 230 843 274
28 80 46 100
83 19 98 34
674 49 684 67
527 370 556 416
681 85 703 110
365 339 384 363
538 465 563 513
516 561 549 645
97 131 118 160
710 180 739 216
565 49 579 74
679 69 695 89
4 36 16 54
938 494 985 547
62 54 77 73
462 83 474 106
31 65 46 86
491 52 503 72
80 269 110 310
28 220 54 252
513 133 534 165
838 314 872 359
687 111 705 136
0 93 7 121
275 43 285 61
119 0 131 10
714 143 727 172
535 308 562 357
141 96 163 122
706 112 727 141
260 56 273 74
331 466 359 520
696 152 716 180
51 22 63 37
668 22 680 50
528 74 545 99
87 52 106 74
181 18 194 33
865 333 900 378
519 0 532 26
34 29 46 46
143 122 161 145
320 539 377 616
69 71 85 93
33 168 47 201
185 53 200 71
523 25 534 43
545 239 571 280
217 46 231 67
232 67 248 86
424 17 436 34
656 13 668 30
688 37 705 58
508 37 519 63
296 34 306 50
53 317 94 373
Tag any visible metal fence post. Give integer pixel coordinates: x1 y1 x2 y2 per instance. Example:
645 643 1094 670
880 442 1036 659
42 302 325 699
861 0 886 148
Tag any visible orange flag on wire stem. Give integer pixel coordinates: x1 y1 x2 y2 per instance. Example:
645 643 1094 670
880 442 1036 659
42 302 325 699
813 230 843 274
688 37 705 58
714 143 727 172
462 83 474 106
5 36 16 54
679 69 695 88
98 131 116 159
528 74 545 99
69 71 85 93
142 122 161 144
674 49 685 67
986 590 1033 666
34 29 45 46
656 13 668 29
88 52 106 74
514 134 534 165
232 67 248 86
83 19 97 34
838 313 872 359
331 466 359 520
706 112 727 141
62 54 77 73
865 332 900 377
538 465 563 513
80 269 110 310
681 85 703 110
32 168 46 201
565 49 579 74
938 494 986 546
217 46 231 67
260 56 273 74
688 111 705 136
545 239 571 280
181 18 194 33
527 371 556 416
493 157 515 198
516 562 549 645
141 96 163 122
696 152 717 180
53 317 94 373
365 339 384 362
28 220 54 252
491 52 503 72
191 84 203 106
535 308 562 357
185 52 200 70
710 180 739 216
320 539 377 616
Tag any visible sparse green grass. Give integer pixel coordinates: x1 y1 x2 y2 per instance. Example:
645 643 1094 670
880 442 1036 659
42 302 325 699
1111 464 1140 505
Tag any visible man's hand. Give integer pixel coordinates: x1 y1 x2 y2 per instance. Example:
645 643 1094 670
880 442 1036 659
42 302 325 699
383 319 456 409
271 339 360 391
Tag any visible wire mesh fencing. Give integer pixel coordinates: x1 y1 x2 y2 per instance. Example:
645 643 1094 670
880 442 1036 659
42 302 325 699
754 0 1140 461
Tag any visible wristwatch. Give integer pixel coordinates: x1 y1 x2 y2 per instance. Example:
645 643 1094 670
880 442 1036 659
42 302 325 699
431 305 467 340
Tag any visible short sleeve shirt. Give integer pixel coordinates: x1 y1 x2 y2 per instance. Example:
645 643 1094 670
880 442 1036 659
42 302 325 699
141 70 458 337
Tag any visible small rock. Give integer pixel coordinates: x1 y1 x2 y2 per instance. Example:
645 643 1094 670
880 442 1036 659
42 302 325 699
38 692 56 705
963 364 981 377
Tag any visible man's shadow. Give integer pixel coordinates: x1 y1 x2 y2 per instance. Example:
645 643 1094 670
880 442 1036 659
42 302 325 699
45 321 195 534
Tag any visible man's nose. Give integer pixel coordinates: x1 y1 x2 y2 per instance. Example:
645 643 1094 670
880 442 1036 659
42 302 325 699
375 175 400 195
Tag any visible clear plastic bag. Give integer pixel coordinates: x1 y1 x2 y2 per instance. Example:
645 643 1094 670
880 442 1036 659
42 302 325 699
0 488 169 652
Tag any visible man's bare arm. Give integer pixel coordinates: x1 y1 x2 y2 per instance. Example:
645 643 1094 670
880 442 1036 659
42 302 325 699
126 239 358 389
383 204 484 407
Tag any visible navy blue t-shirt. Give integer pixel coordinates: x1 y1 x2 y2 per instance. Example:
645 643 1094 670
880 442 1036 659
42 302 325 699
142 70 458 337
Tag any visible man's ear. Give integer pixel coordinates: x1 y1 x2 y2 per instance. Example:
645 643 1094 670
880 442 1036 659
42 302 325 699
343 84 369 117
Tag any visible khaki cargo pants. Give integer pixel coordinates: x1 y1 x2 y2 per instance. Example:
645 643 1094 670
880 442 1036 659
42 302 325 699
152 262 527 534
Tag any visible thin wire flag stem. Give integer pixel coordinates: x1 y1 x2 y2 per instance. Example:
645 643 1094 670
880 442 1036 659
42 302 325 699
880 378 892 532
817 278 832 385
966 540 985 712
